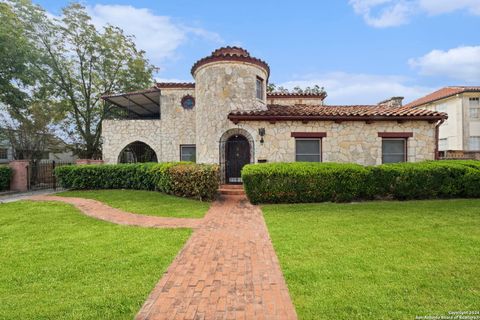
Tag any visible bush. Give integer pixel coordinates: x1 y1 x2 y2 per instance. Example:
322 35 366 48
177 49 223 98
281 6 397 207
0 166 12 191
242 162 371 204
55 162 219 201
242 160 480 204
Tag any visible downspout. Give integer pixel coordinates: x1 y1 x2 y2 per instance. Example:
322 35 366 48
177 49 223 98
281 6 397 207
435 119 445 160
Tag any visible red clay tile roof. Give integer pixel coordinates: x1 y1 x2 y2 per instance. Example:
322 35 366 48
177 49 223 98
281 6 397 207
228 104 447 122
191 46 270 76
267 92 327 99
405 86 480 108
156 82 195 89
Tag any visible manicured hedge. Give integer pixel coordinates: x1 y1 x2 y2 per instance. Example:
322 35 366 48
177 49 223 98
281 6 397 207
0 166 12 191
242 160 480 204
55 162 219 201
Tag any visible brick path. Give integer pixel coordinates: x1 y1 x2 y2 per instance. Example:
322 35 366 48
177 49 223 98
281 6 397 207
28 195 202 229
29 194 297 319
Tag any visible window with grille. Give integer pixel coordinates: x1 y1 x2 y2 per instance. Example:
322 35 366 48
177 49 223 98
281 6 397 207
469 97 480 119
295 139 321 162
180 145 196 162
382 139 406 163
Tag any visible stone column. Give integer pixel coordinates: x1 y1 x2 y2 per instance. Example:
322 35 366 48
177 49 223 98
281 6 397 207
9 160 29 192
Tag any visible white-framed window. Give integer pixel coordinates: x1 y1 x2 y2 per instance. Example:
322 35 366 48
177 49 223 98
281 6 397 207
469 137 480 150
469 97 480 119
295 139 321 162
438 138 448 151
180 145 196 162
382 139 407 163
256 76 264 100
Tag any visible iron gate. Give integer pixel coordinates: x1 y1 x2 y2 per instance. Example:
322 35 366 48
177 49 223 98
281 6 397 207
27 160 73 190
225 136 250 184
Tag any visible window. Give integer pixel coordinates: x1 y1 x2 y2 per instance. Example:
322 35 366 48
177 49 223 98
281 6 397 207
382 139 406 163
439 138 448 151
0 148 7 159
256 77 264 100
295 139 321 162
469 97 480 119
469 137 480 150
180 145 196 162
181 95 195 109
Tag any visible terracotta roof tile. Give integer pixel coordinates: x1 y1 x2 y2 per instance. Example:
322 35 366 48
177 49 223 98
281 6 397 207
228 104 447 122
405 86 480 108
156 82 195 89
191 46 270 76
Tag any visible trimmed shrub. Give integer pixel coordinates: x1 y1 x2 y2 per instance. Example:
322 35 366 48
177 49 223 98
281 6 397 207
55 162 219 201
242 162 371 204
0 166 12 191
242 160 480 204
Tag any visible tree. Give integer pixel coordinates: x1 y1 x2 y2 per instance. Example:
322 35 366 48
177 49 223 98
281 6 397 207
7 0 154 158
267 83 327 96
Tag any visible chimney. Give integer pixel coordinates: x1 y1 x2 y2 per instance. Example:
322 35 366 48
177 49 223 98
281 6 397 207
378 96 404 108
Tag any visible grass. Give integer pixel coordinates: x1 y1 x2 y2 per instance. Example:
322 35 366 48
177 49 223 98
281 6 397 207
262 199 480 320
57 189 210 218
0 200 191 320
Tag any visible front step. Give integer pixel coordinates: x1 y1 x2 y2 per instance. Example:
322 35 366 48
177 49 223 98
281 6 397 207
218 184 245 196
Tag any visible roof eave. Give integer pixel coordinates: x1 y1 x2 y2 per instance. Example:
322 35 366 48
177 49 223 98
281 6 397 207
228 114 447 123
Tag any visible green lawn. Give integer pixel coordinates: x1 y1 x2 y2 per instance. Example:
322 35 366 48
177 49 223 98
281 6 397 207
0 200 191 320
262 200 480 320
58 189 210 218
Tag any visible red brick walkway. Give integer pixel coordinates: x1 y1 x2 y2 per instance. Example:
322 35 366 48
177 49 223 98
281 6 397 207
29 194 297 319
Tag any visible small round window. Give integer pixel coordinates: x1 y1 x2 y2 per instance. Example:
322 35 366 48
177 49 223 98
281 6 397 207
181 95 195 109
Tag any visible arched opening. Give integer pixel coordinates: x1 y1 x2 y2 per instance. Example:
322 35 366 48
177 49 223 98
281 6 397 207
118 141 158 163
225 134 251 184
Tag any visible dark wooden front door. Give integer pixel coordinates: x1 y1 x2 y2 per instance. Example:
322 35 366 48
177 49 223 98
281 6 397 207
226 135 250 184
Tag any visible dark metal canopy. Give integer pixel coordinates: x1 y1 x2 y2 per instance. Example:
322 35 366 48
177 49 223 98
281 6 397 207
102 87 161 119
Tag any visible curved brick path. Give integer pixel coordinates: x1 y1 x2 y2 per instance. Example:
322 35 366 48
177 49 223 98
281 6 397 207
28 195 202 229
28 194 297 319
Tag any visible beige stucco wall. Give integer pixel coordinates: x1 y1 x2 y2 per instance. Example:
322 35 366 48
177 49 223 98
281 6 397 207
420 92 480 151
230 120 436 165
102 88 196 164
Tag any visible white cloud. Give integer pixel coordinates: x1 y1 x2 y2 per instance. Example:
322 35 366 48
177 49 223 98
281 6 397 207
409 46 480 82
85 4 222 66
278 72 433 105
350 0 480 27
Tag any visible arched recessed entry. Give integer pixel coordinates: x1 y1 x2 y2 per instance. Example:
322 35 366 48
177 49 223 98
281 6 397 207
118 141 158 163
219 129 254 184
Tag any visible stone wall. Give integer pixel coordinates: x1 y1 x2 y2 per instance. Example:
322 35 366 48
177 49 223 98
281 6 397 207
231 120 436 165
102 88 196 164
266 97 324 106
194 61 269 163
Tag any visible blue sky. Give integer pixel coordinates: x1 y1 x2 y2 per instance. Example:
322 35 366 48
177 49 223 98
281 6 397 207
35 0 480 104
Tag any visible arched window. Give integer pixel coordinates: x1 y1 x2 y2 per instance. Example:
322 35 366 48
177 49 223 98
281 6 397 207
118 141 158 163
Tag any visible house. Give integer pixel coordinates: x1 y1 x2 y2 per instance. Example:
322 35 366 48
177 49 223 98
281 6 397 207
101 46 446 183
405 86 480 158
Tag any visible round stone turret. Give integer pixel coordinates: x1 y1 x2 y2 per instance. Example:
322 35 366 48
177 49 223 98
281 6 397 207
193 46 269 163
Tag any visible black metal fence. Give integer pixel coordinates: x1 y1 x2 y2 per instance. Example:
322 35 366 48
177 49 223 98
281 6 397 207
27 160 73 190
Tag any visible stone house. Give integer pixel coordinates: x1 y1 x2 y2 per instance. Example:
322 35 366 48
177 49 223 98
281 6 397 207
102 47 446 183
405 86 480 158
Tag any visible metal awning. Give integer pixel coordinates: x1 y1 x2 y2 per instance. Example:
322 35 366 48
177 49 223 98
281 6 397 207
102 87 161 118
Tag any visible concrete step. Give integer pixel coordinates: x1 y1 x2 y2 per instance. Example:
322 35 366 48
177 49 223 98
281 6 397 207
218 184 245 195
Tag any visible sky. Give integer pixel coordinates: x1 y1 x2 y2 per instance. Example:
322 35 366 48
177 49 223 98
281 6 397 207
34 0 480 105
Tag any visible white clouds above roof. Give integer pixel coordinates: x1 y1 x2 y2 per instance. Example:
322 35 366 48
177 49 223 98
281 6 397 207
349 0 480 27
279 72 433 105
85 4 222 67
409 46 480 82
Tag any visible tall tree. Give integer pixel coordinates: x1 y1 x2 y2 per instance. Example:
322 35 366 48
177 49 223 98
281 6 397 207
7 0 154 158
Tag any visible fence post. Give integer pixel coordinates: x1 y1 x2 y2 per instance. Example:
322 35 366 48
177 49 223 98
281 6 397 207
52 160 56 191
9 160 30 192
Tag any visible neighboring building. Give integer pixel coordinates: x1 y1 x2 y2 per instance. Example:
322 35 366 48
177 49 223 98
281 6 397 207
0 135 76 164
102 46 446 183
405 86 480 154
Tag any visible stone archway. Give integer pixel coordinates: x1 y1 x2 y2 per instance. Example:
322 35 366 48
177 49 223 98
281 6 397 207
118 141 158 163
219 128 254 184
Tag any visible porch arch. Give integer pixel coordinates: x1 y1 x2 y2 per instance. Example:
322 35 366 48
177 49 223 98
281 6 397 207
117 141 158 163
219 128 255 183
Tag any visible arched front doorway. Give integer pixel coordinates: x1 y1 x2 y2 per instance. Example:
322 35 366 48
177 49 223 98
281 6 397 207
118 141 158 163
225 135 251 184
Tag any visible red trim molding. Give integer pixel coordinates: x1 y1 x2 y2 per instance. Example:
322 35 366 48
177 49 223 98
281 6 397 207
291 132 327 138
378 132 413 138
